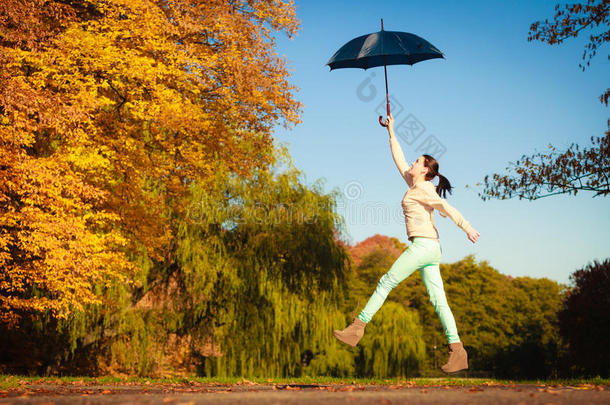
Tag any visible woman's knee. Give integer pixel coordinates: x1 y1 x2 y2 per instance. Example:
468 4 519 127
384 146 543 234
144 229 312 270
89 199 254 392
377 272 400 292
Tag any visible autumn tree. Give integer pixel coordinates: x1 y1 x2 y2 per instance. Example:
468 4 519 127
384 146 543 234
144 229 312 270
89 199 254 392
468 0 609 200
0 0 302 325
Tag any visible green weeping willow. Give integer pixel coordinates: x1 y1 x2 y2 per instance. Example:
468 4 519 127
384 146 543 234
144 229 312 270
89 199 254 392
174 147 425 378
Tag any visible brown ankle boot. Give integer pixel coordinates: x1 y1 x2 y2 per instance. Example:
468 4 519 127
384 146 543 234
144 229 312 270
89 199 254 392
334 317 367 347
441 342 468 373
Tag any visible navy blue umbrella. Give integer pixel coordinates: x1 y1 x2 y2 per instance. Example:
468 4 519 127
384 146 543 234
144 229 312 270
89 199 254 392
326 19 444 127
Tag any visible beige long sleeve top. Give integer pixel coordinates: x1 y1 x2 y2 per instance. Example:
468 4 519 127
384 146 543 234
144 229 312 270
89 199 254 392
389 134 475 242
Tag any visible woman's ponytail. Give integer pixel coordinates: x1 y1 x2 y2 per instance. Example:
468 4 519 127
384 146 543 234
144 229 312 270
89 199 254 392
436 173 453 199
422 154 453 198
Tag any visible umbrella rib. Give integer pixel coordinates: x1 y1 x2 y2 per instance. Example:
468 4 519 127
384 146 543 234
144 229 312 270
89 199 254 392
392 32 410 56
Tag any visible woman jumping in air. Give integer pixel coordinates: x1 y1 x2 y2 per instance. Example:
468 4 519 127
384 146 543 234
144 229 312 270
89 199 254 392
334 113 480 374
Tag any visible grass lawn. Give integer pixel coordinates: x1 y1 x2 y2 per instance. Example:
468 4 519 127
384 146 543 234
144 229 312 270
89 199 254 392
1 374 608 390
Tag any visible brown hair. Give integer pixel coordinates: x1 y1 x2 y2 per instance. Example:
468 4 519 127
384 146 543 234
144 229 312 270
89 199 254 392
422 154 453 198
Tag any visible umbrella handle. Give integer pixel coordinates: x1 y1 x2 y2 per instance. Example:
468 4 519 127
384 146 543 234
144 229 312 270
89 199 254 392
379 102 390 127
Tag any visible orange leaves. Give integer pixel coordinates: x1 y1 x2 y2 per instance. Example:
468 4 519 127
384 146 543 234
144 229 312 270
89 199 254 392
0 150 136 325
0 0 81 50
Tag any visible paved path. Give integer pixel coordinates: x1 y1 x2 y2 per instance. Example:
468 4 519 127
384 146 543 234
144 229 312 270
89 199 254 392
1 382 608 404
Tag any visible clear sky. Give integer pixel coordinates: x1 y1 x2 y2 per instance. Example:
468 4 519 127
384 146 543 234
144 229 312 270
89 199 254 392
272 0 609 285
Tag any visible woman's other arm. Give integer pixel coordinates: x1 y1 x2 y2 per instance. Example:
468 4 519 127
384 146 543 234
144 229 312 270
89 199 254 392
413 187 480 243
386 114 414 188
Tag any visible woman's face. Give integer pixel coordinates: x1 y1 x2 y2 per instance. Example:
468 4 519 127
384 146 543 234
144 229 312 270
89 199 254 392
409 156 428 177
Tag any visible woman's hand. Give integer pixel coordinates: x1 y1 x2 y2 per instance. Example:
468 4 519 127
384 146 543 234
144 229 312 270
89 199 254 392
385 113 394 133
467 229 480 243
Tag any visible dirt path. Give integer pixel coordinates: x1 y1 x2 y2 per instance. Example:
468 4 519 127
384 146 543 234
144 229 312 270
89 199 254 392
0 382 608 404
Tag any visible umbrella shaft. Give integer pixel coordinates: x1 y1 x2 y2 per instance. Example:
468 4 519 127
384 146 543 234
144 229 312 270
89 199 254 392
381 18 390 115
383 56 390 115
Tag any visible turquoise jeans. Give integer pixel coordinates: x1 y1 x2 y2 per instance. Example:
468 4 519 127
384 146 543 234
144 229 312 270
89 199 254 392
357 236 461 344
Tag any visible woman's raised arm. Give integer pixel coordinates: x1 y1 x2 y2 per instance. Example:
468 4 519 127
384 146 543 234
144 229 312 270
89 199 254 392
386 114 414 188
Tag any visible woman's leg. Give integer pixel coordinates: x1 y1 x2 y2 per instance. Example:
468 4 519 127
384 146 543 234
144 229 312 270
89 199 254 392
420 264 460 344
357 237 438 323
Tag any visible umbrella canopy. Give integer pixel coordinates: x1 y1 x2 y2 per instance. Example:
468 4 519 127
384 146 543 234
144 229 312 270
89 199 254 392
326 30 444 70
326 20 444 126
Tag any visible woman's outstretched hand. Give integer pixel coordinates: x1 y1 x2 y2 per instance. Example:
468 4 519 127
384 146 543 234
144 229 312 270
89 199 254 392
467 229 480 243
384 113 394 133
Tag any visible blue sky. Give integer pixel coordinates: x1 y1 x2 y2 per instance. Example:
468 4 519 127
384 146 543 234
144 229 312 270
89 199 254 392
271 0 609 285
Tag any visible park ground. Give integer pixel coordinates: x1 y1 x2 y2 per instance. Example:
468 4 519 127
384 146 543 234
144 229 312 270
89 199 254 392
0 375 608 404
